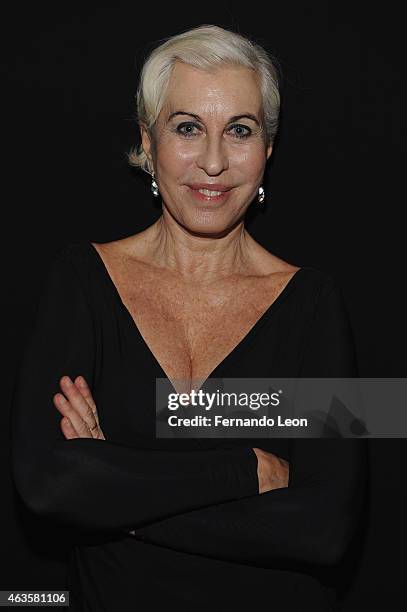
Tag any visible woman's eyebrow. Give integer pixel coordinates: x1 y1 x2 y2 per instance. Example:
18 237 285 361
167 111 260 126
229 113 260 125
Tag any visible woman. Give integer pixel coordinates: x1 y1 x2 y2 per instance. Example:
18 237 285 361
11 25 367 611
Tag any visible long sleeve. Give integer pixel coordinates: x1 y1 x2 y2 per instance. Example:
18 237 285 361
10 249 259 532
131 277 368 567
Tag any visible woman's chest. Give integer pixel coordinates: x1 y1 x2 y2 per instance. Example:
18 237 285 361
94 296 304 453
117 270 298 393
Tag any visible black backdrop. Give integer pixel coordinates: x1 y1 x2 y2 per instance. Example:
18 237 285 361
2 1 406 608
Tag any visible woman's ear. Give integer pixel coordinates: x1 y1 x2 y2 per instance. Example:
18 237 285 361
266 143 273 160
140 123 154 169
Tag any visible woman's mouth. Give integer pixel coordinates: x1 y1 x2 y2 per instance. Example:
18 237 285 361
188 185 232 202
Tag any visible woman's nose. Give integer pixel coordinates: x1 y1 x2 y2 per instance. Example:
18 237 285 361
196 135 229 176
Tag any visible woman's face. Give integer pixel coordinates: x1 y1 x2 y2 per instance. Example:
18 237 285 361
141 61 272 234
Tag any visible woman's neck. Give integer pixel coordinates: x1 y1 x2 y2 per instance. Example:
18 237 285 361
137 213 261 285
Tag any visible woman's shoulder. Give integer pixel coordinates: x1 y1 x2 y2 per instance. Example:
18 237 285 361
49 241 109 293
251 239 339 294
53 239 95 263
52 238 131 268
84 233 151 268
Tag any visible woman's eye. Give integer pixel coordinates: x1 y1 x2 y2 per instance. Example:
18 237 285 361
176 122 201 137
174 122 252 139
228 124 252 138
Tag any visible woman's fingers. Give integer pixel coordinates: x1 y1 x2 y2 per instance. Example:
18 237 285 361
52 375 105 440
54 376 97 437
253 448 290 494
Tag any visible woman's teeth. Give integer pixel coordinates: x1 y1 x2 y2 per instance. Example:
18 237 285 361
198 189 223 196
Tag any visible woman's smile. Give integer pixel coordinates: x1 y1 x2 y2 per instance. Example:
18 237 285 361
187 182 233 203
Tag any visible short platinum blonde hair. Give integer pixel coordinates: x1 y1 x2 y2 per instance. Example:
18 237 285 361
127 24 281 174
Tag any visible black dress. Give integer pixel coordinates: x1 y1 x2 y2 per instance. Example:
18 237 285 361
11 241 368 611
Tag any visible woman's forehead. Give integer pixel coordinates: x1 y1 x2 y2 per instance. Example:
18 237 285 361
162 62 263 118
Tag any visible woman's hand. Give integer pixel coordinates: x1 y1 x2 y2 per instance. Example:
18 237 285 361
53 375 105 440
252 447 289 494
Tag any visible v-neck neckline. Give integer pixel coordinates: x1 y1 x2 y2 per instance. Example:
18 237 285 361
85 240 308 393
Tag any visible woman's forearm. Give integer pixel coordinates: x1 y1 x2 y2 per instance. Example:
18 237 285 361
131 438 368 568
12 417 259 531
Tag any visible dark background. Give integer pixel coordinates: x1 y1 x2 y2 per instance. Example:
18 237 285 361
2 1 406 608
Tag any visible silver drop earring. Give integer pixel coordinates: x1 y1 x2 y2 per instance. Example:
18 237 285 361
151 172 159 197
258 185 265 204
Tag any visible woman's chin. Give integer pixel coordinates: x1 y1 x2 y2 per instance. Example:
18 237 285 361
177 210 243 236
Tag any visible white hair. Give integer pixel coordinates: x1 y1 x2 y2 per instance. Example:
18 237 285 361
127 24 281 173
